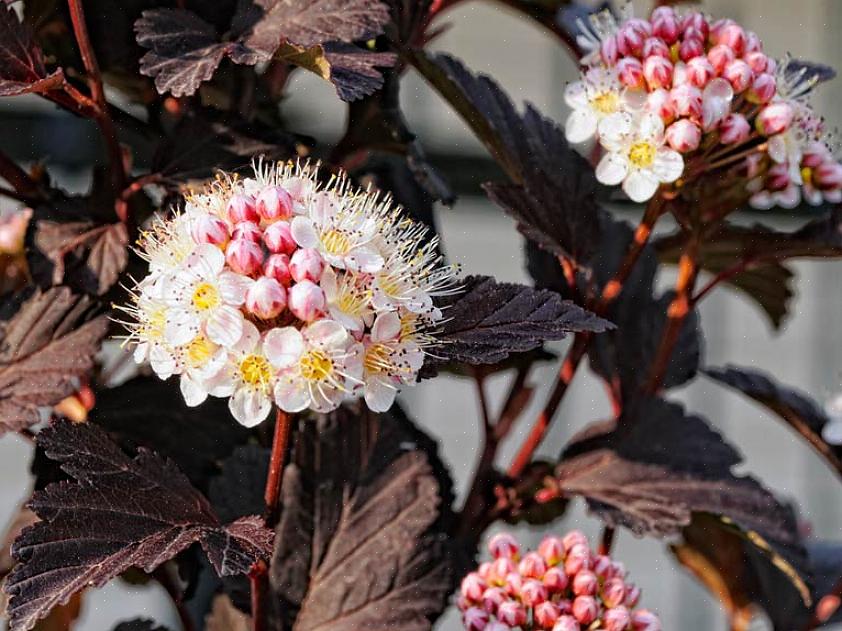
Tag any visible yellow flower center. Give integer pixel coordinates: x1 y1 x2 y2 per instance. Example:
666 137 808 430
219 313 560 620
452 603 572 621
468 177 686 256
239 354 273 387
186 335 215 368
299 350 333 381
590 91 619 114
321 229 352 256
378 274 403 299
192 282 220 311
364 343 393 374
399 314 418 340
337 285 372 316
141 305 167 338
801 166 813 186
629 142 656 168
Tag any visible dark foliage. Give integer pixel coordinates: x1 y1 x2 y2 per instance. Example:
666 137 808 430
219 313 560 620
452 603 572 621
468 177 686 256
0 5 63 96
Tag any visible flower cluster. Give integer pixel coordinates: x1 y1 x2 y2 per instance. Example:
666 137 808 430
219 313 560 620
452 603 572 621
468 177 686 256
566 6 842 207
458 531 660 631
119 161 458 426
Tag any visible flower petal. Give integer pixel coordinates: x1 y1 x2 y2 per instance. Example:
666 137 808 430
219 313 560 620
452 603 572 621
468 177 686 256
232 320 260 355
180 374 208 407
652 149 684 183
371 311 401 342
218 272 251 305
165 308 200 346
623 169 660 202
637 113 664 141
319 265 339 300
274 377 311 412
206 305 244 347
597 112 633 147
346 247 384 273
565 109 598 144
149 345 178 379
290 216 319 248
264 326 305 369
229 388 271 427
564 81 588 109
304 319 348 349
309 382 344 413
596 152 629 186
364 377 397 412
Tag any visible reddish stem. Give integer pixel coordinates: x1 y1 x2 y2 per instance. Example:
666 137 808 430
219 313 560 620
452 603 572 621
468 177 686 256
598 526 616 556
692 258 753 305
0 149 38 197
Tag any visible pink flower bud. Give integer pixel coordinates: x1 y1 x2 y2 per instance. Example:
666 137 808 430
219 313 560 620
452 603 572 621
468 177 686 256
543 566 568 593
232 220 263 243
719 113 750 144
534 601 561 630
745 30 762 53
256 185 293 222
666 119 701 153
669 84 703 119
538 536 565 566
486 623 511 631
457 595 470 611
678 37 704 63
287 280 325 322
190 214 229 247
643 55 673 90
489 533 521 560
593 555 612 579
226 193 258 224
289 248 324 283
617 57 645 89
601 36 619 66
461 572 487 602
651 8 679 44
463 607 489 631
642 37 670 59
263 220 296 254
481 587 507 614
520 578 548 607
225 238 263 276
478 562 493 581
264 253 292 286
745 51 770 74
497 601 527 627
489 557 517 585
552 615 579 631
646 88 675 123
716 22 746 55
602 577 627 608
556 600 573 616
503 572 522 597
723 59 753 93
707 44 735 74
766 163 792 191
245 277 287 319
757 102 795 136
624 585 641 608
747 73 776 104
518 552 547 579
562 530 588 552
685 56 714 87
564 543 591 576
572 570 598 596
627 18 652 37
680 12 709 41
815 161 842 190
631 609 661 631
604 606 632 631
572 596 598 625
616 19 650 57
609 561 626 580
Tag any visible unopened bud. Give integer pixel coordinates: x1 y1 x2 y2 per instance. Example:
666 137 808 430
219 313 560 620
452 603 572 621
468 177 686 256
669 84 703 119
263 253 292 286
564 543 592 576
552 615 579 631
666 119 701 152
651 7 679 44
256 185 293 222
232 220 263 243
680 12 709 41
463 607 489 631
543 566 568 593
601 36 619 66
562 530 588 552
723 59 753 93
678 36 704 63
538 536 565 566
625 585 642 608
478 562 493 581
686 56 714 87
707 44 735 74
245 277 287 319
489 533 521 561
520 578 548 607
716 22 746 55
602 577 627 608
287 280 325 322
631 609 662 631
757 102 795 136
719 113 750 144
572 570 598 596
518 552 547 579
815 161 842 190
225 238 263 276
646 88 675 123
643 55 673 90
226 194 259 224
617 57 645 89
642 37 670 59
604 606 632 631
263 220 297 254
289 248 324 283
572 595 598 625
745 51 770 74
191 214 230 247
503 572 522 597
616 21 648 57
497 601 527 627
481 586 507 614
461 572 487 602
534 601 561 629
489 557 516 585
747 73 776 104
745 30 762 53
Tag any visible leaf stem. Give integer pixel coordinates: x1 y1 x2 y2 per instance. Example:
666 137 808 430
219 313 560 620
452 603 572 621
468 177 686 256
598 526 616 556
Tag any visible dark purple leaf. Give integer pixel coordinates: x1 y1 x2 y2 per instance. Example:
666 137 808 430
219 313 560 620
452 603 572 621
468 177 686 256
321 42 396 101
113 620 172 631
427 275 612 367
4 421 273 631
0 4 63 96
209 445 270 523
0 288 107 435
270 404 453 631
704 365 842 478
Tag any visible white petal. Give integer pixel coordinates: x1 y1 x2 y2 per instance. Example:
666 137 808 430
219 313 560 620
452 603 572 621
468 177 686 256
776 185 801 209
652 149 684 183
636 113 664 141
404 344 425 373
232 320 260 354
346 247 384 273
188 243 225 279
180 375 208 407
309 382 344 413
274 378 311 412
264 326 305 369
596 152 629 186
206 305 244 347
133 341 149 364
803 187 823 206
340 343 365 382
622 88 647 110
329 307 365 335
319 266 339 300
229 388 271 427
371 311 401 342
597 112 633 147
290 216 319 248
563 81 588 109
218 272 252 305
165 309 200 346
206 369 235 397
196 347 228 380
310 191 338 225
623 169 660 202
565 109 598 144
305 319 348 350
364 377 397 412
749 191 775 210
149 345 177 379
768 135 787 164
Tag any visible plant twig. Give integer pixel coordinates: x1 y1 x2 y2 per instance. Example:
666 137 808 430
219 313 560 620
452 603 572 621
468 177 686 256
598 526 616 556
0 149 38 197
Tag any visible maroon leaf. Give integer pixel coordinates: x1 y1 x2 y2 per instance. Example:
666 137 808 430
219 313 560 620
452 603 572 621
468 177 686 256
270 405 453 631
427 275 612 367
0 288 107 435
113 621 172 631
4 421 273 631
321 43 397 101
705 365 842 478
0 4 63 96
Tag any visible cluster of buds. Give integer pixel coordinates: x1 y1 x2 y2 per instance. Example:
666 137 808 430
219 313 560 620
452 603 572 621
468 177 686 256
566 6 842 207
458 531 660 631
119 161 458 426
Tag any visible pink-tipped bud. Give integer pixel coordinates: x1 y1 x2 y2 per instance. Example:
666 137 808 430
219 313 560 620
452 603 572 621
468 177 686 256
287 280 325 322
461 572 487 603
572 596 598 625
723 59 753 93
747 73 776 104
745 30 762 53
642 37 670 59
651 8 679 44
604 606 632 631
617 57 645 89
716 22 746 55
245 277 287 320
289 248 324 283
463 607 489 631
225 238 263 276
543 566 568 593
616 20 649 57
489 557 517 586
489 533 521 561
602 577 627 608
518 552 547 579
646 88 675 123
480 587 507 614
191 214 229 247
226 194 258 224
745 51 770 74
562 530 588 552
520 579 548 607
263 220 296 255
678 36 704 63
815 161 842 190
766 163 792 191
232 220 263 243
719 113 750 144
601 36 619 66
538 536 565 566
503 572 522 598
572 570 598 596
681 12 709 41
486 623 511 631
609 561 627 580
263 253 292 286
478 562 493 581
686 56 714 87
625 585 642 608
631 609 662 631
552 615 579 631
256 185 293 222
757 102 795 136
557 600 573 616
643 55 673 89
707 44 735 74
564 543 591 576
669 84 703 119
666 119 701 152
497 601 527 627
534 601 561 630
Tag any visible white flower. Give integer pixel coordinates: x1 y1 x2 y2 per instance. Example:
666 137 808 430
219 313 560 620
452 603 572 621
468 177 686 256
162 243 252 347
117 276 178 379
320 266 374 335
595 112 684 202
177 333 229 407
137 210 197 281
266 320 363 413
565 67 645 144
361 312 425 412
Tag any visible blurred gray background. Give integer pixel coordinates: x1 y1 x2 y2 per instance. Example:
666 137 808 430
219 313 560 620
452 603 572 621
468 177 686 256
2 0 842 629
